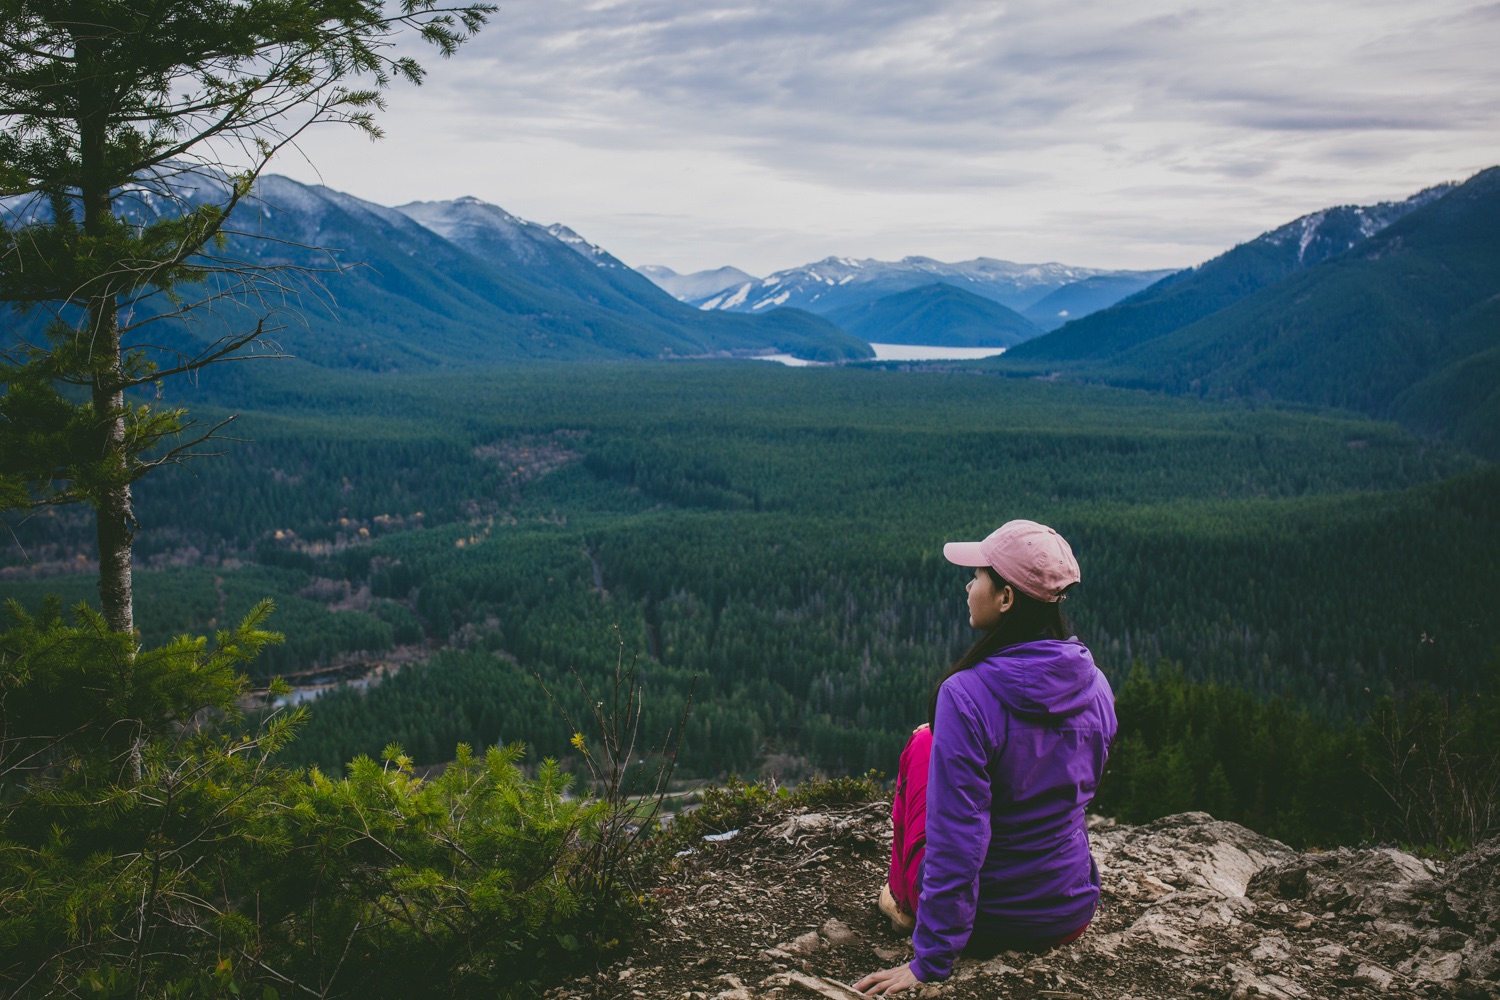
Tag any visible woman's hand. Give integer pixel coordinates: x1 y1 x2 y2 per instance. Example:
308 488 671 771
853 963 922 995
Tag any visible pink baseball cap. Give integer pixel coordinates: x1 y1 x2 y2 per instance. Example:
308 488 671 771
942 520 1080 603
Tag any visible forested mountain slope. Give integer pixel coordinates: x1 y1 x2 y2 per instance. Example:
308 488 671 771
1395 299 1500 458
392 197 820 353
1006 180 1454 363
1099 167 1500 452
230 177 871 363
824 283 1042 347
1020 270 1177 331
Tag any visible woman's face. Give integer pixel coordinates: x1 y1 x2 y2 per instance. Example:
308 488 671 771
966 567 1014 630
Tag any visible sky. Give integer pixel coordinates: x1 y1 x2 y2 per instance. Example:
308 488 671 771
273 0 1500 277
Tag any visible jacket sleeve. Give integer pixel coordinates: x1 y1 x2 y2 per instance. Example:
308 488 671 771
911 681 995 982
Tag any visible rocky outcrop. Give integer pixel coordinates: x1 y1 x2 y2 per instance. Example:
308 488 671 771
1080 813 1496 998
1246 833 1500 993
546 806 1500 999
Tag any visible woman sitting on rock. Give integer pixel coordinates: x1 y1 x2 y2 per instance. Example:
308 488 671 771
856 520 1117 995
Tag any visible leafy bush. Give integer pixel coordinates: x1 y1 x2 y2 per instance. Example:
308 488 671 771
788 770 887 808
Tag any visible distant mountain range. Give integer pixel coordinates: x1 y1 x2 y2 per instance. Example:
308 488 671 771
697 257 1171 316
5 165 1494 455
1004 170 1497 457
4 170 1172 360
636 257 1175 348
1 174 871 365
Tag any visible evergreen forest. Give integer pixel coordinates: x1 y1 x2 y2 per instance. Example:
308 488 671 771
5 361 1496 848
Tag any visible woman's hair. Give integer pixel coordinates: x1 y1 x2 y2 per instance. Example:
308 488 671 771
927 567 1073 731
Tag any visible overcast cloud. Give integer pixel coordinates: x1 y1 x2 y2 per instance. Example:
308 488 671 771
276 0 1500 275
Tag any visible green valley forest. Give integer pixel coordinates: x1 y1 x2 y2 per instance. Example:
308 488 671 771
4 361 1496 847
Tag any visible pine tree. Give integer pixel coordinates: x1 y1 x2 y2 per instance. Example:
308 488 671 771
0 0 493 634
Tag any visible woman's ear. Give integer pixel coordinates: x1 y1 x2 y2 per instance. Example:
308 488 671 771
998 585 1016 614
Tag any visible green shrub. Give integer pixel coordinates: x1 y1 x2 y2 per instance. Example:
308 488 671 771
786 770 886 808
0 603 654 999
667 769 886 849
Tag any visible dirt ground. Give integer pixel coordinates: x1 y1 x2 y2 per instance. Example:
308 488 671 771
543 804 1221 1000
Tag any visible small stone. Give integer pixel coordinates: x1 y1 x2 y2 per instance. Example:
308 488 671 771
1140 873 1175 897
1412 952 1463 983
976 957 1020 977
820 918 856 946
781 931 822 955
1249 934 1292 963
711 974 753 1000
1354 963 1397 990
771 813 833 840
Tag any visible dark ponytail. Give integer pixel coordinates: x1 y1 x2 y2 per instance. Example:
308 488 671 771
927 568 1073 731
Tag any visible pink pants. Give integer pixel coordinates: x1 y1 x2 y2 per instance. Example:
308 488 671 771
887 725 932 915
885 724 1091 950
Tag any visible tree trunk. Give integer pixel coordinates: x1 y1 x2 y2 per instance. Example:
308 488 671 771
78 53 134 638
90 320 135 637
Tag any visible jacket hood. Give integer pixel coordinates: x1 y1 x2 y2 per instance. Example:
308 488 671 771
975 638 1104 720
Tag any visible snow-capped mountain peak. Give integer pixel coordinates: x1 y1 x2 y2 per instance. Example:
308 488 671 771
391 198 626 270
636 265 759 302
1258 183 1456 267
544 223 619 268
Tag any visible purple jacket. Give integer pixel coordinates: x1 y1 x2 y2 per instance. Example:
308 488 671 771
912 639 1116 982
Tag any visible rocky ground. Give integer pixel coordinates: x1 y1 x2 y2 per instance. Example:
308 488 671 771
547 806 1500 1000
